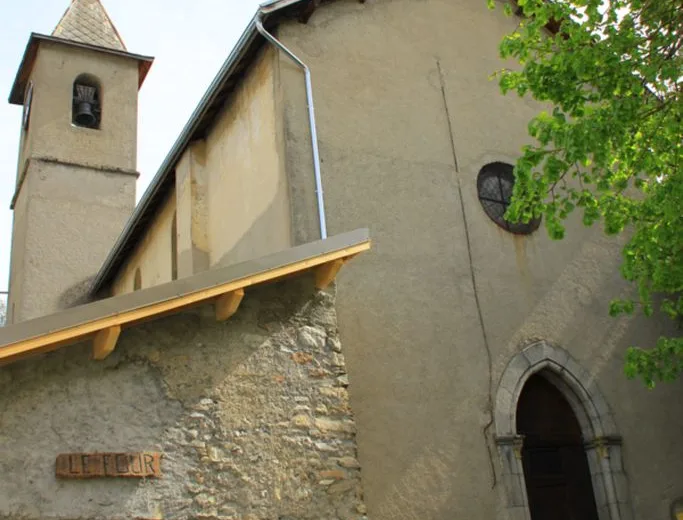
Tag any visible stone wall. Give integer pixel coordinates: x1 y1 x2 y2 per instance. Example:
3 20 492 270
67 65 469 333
0 275 366 520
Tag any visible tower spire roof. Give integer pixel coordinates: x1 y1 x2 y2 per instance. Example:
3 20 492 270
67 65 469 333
52 0 126 51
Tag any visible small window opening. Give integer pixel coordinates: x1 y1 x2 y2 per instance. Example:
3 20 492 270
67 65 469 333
72 74 101 129
477 162 541 234
171 212 178 281
133 268 142 291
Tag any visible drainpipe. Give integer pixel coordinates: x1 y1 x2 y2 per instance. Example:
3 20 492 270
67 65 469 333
255 16 328 240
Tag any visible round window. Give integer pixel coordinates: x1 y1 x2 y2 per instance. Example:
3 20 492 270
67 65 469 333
476 162 540 234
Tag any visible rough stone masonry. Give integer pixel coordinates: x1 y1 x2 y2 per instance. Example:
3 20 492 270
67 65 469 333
0 274 367 520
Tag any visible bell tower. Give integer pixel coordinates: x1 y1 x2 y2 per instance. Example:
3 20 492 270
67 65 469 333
6 0 153 323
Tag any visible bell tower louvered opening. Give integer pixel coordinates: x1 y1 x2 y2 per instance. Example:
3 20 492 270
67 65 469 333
72 74 101 129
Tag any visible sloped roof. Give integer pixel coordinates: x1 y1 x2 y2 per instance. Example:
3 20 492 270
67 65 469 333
9 0 153 106
52 0 126 51
0 229 370 367
8 34 153 106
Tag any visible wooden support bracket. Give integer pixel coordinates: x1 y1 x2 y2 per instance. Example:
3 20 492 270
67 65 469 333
92 325 121 360
315 259 345 290
215 288 245 321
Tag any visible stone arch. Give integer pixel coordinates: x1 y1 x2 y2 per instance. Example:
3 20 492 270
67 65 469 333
495 340 616 438
494 340 634 520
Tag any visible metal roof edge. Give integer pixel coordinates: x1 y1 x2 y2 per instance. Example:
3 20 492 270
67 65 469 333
36 33 152 61
8 34 38 105
259 0 308 13
0 228 371 366
9 33 154 105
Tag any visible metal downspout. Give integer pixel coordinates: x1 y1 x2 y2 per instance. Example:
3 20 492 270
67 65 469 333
255 16 328 240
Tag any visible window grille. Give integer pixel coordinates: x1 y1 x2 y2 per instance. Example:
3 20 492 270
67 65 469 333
477 162 540 234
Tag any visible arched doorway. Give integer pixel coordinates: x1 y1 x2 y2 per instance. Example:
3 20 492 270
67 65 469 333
494 341 633 520
517 373 599 520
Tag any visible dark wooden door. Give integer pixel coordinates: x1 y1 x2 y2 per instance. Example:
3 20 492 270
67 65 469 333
516 374 600 520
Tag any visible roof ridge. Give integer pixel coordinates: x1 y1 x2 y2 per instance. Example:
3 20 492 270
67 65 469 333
52 0 127 51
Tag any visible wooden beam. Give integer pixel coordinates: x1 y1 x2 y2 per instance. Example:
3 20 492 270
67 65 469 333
215 288 244 321
0 239 371 367
315 259 345 289
92 325 121 360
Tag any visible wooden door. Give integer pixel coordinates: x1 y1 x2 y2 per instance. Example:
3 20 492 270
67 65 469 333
517 374 600 520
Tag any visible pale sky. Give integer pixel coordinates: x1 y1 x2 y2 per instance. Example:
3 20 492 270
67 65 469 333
0 0 264 294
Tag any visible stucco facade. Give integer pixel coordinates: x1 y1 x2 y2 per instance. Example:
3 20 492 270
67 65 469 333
203 46 291 270
8 160 136 322
112 188 177 296
111 46 290 297
16 41 141 178
4 0 682 519
273 1 683 519
7 37 142 322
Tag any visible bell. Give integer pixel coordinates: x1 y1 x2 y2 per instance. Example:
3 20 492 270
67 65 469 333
74 101 97 127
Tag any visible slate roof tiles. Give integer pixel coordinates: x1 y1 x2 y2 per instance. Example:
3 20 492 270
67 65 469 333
52 0 126 51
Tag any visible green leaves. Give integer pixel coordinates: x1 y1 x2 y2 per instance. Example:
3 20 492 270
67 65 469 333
625 337 683 389
490 0 683 387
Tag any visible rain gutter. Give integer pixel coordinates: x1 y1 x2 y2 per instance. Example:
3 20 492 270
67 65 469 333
255 15 327 240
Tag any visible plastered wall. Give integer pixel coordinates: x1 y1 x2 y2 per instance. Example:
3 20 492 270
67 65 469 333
203 45 291 269
111 189 177 296
7 39 139 321
18 40 140 176
276 1 683 519
111 46 290 296
176 141 210 278
7 160 136 322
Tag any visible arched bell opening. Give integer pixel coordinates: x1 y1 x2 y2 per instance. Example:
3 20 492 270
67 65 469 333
72 74 101 129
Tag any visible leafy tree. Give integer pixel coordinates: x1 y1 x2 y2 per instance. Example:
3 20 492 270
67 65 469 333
489 0 682 387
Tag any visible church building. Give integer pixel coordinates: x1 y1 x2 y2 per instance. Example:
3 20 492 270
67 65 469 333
1 0 681 519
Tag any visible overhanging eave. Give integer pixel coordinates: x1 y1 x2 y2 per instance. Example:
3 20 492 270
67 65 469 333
0 229 370 367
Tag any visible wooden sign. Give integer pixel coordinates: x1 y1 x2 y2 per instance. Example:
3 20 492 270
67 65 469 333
56 452 162 479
